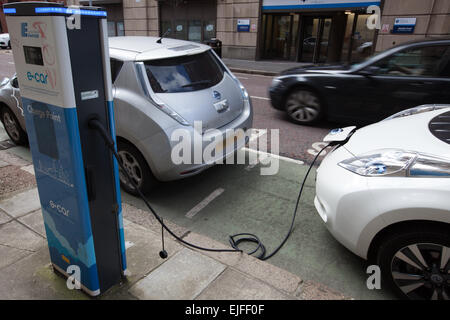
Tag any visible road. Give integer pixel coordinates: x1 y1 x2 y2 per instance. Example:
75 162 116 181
0 50 396 299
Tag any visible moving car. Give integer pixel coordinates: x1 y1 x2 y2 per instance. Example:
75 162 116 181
315 105 450 300
0 36 253 195
269 38 450 125
0 33 10 49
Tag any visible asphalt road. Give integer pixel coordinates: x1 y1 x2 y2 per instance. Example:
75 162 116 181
0 50 397 299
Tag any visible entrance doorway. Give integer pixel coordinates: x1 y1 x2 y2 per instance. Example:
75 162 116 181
263 14 294 60
298 17 332 63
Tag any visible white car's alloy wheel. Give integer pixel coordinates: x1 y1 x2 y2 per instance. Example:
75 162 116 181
390 243 449 300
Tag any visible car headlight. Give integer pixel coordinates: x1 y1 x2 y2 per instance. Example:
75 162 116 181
339 149 450 177
383 105 449 121
271 78 283 88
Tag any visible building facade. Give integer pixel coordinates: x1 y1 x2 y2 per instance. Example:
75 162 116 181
0 0 448 64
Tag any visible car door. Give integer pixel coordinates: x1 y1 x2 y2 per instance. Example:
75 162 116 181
357 44 450 122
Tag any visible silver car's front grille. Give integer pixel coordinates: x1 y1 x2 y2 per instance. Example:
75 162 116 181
429 111 450 145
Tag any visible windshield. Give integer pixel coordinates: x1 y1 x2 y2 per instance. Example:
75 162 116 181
143 50 224 93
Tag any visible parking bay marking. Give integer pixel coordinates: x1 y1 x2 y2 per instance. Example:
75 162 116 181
250 96 270 101
185 188 225 219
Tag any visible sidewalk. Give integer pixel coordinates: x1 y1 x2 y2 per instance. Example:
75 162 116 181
0 145 348 300
222 58 310 76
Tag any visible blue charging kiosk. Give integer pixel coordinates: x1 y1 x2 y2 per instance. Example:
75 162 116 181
4 2 127 296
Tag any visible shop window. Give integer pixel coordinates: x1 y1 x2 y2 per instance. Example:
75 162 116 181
174 20 187 40
107 21 116 37
117 22 125 36
204 21 216 41
188 20 202 42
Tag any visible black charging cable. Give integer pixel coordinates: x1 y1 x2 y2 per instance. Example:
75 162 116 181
89 118 330 260
228 145 329 260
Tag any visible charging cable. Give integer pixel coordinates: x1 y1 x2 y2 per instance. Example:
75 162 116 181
89 118 330 260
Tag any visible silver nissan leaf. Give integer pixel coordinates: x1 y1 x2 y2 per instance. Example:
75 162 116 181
0 36 253 195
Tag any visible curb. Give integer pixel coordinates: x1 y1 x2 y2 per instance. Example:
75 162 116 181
228 67 278 77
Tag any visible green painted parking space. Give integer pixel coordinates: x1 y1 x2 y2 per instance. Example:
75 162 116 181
122 150 396 299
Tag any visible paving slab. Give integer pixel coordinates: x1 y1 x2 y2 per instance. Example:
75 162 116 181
196 268 293 300
0 209 11 224
21 164 35 175
129 248 226 300
0 159 8 168
0 242 30 270
122 218 184 284
0 246 87 300
18 210 46 238
295 280 349 300
0 149 30 166
0 220 45 252
183 231 302 294
0 188 40 217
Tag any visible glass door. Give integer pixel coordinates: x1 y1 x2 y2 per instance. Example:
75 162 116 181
299 16 332 63
263 14 293 60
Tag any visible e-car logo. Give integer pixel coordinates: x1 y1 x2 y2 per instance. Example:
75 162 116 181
27 71 48 84
21 22 40 38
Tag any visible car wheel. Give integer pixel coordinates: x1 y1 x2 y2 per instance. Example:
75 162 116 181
285 88 323 125
117 140 157 196
7 41 11 49
1 107 28 145
377 226 450 300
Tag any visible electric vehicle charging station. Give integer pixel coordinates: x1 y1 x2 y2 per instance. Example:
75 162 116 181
4 2 127 296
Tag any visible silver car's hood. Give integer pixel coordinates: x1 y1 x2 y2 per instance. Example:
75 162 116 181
155 73 244 131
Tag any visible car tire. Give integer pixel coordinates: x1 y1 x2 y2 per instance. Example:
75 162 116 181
376 225 450 300
284 88 323 125
117 140 158 196
7 41 11 49
0 107 28 145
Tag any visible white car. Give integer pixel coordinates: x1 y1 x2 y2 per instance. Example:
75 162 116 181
0 33 10 49
315 105 450 300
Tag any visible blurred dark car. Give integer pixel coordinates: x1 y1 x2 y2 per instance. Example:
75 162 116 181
269 38 450 125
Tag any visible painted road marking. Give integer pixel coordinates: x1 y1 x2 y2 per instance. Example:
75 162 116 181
251 96 270 101
21 165 35 175
237 76 249 80
8 62 14 65
185 188 225 219
307 142 329 157
243 147 304 166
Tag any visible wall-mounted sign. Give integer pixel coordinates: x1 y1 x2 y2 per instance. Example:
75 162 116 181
237 19 250 32
262 0 381 10
392 17 416 34
381 24 390 33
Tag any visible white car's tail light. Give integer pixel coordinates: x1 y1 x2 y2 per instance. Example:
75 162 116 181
339 149 450 177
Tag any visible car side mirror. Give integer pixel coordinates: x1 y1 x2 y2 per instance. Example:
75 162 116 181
358 66 380 77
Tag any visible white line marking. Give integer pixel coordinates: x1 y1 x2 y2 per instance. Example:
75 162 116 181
237 76 249 80
251 96 270 101
243 147 305 165
185 188 225 219
8 62 14 65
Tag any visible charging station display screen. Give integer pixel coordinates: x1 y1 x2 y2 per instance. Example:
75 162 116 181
23 45 44 66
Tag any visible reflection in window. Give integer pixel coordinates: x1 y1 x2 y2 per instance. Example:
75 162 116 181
373 46 450 77
188 20 202 42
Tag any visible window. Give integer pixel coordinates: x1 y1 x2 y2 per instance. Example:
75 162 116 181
203 21 215 41
188 20 202 42
117 22 125 36
110 59 124 83
372 45 450 77
107 21 116 37
144 50 224 93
